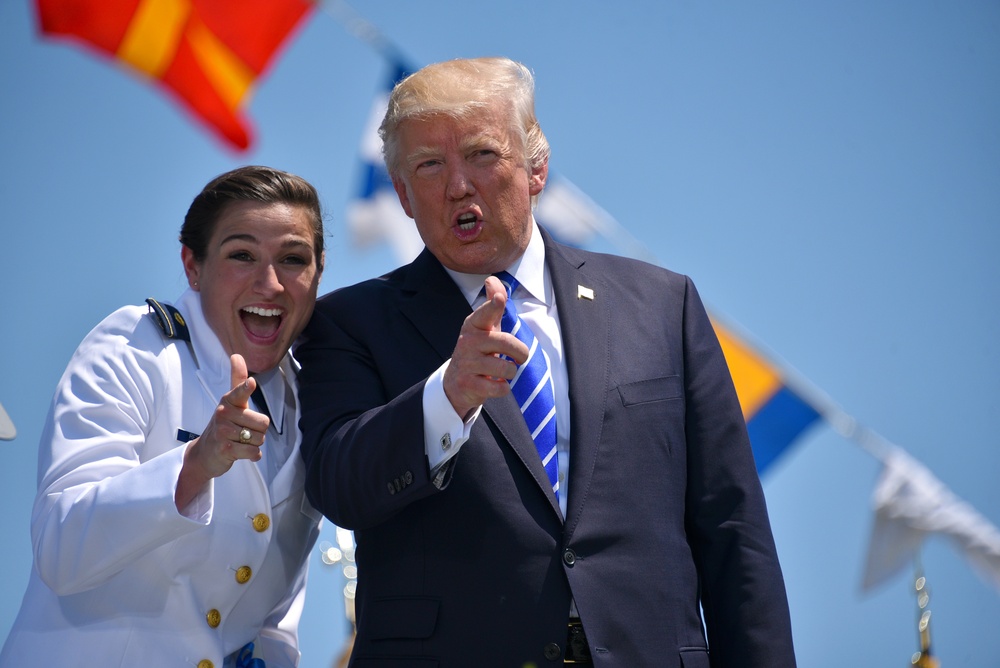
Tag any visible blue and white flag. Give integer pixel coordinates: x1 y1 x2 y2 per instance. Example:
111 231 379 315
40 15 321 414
346 63 424 263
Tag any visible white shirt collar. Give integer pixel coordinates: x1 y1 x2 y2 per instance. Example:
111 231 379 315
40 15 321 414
445 217 548 306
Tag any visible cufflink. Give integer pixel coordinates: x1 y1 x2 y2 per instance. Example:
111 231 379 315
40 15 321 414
441 433 453 451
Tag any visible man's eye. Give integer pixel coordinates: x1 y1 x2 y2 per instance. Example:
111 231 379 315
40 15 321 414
282 255 309 266
230 251 253 261
471 149 498 162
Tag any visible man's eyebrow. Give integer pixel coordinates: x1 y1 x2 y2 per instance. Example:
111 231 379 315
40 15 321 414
459 133 500 151
405 146 441 164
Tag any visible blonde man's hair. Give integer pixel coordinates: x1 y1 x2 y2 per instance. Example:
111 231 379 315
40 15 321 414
379 57 550 182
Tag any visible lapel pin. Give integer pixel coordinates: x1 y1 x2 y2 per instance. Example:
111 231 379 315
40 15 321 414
577 285 594 300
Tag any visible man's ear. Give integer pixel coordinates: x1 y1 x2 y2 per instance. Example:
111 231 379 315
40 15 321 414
528 157 549 196
392 177 415 219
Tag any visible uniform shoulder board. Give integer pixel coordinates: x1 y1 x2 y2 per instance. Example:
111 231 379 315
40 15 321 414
145 298 191 342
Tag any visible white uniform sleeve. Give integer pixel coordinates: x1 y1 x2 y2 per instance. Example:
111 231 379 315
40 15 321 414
31 310 209 595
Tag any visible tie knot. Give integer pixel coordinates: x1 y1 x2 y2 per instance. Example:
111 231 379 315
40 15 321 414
493 271 520 298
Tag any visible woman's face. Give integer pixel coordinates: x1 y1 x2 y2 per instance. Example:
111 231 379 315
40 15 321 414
182 200 323 374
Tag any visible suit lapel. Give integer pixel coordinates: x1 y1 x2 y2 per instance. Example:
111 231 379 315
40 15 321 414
482 392 563 519
397 249 473 364
543 231 611 534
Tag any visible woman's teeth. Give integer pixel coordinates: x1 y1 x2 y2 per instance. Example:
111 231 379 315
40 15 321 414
243 306 282 317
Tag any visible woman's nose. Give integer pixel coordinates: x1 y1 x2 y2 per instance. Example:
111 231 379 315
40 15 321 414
255 263 282 294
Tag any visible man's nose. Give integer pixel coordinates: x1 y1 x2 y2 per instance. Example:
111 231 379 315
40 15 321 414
445 165 475 200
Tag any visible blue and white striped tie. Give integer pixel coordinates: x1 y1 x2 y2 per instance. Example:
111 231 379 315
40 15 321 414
494 271 559 500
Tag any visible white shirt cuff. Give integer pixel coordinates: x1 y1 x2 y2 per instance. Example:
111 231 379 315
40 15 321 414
423 359 480 472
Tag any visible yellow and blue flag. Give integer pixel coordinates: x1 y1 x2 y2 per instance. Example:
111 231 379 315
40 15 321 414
713 320 822 474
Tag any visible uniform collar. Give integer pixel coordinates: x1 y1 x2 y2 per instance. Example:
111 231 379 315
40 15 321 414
176 289 227 380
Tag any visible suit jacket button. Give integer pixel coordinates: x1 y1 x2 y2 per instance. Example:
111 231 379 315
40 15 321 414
197 661 214 668
205 608 221 628
235 565 252 584
563 548 577 566
387 482 396 495
543 642 562 661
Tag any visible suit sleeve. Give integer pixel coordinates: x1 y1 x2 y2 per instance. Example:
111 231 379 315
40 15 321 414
679 277 797 667
295 293 446 530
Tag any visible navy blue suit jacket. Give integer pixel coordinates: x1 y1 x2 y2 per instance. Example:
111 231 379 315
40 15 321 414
297 228 796 667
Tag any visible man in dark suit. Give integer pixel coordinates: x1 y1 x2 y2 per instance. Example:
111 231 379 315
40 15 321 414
297 57 796 667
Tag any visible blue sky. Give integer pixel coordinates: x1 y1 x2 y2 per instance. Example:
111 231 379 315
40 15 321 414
2 1 999 666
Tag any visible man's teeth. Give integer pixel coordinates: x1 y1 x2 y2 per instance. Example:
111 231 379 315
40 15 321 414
457 214 477 230
243 306 282 317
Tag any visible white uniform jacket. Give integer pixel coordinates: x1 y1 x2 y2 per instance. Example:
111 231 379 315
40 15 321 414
0 290 323 668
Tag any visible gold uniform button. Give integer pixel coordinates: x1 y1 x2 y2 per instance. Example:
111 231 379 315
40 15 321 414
252 513 270 532
197 661 214 668
206 608 221 628
235 565 252 584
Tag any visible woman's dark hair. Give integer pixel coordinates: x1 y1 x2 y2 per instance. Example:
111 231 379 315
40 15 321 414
180 165 324 267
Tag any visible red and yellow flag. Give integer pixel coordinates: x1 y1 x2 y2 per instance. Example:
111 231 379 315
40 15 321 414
36 0 314 150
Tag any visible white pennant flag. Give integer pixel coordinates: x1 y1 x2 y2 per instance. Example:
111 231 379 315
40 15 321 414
533 175 613 247
0 400 15 440
862 445 1000 591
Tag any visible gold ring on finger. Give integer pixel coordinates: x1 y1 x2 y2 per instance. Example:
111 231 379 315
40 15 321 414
239 427 252 444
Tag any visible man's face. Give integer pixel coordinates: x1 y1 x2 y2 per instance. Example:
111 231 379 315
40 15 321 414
391 107 547 274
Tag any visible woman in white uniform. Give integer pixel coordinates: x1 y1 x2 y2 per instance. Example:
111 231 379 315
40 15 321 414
0 166 326 668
